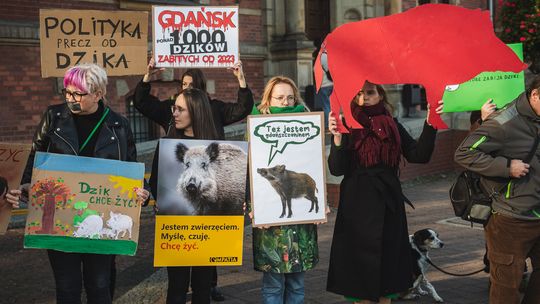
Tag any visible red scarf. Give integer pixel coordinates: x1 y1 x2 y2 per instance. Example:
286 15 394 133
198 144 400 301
349 101 401 168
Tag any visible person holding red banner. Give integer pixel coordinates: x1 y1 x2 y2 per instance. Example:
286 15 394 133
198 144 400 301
326 81 442 304
8 63 149 304
148 87 220 304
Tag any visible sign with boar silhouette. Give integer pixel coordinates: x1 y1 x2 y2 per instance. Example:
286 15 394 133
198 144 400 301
0 143 31 234
154 139 247 266
24 152 144 256
248 113 327 227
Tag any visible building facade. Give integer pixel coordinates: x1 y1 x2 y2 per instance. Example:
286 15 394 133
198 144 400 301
0 0 487 144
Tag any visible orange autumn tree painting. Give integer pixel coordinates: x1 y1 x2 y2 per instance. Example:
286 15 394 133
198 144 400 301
31 178 74 234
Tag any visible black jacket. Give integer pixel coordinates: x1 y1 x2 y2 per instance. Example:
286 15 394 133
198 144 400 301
326 121 437 301
22 102 137 184
133 80 254 138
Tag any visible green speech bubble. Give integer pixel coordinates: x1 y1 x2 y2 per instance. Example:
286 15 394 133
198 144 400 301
254 120 320 165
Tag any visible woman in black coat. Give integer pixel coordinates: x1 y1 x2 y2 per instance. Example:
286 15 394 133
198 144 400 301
133 58 252 301
326 81 442 304
149 88 220 304
133 58 254 139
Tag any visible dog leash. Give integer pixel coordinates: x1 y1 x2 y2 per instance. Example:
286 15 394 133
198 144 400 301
427 258 486 277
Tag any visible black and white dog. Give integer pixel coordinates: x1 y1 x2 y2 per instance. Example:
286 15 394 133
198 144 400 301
401 228 444 303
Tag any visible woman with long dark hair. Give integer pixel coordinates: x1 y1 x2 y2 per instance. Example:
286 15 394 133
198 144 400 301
149 88 219 304
135 58 252 301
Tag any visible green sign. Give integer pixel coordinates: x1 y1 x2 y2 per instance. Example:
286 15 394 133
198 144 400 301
442 43 525 113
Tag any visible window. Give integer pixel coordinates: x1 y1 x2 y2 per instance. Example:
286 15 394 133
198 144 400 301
125 95 159 143
344 9 362 23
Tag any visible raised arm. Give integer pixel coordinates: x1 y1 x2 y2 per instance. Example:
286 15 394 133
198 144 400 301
399 121 437 164
216 61 254 125
327 112 353 176
133 57 173 131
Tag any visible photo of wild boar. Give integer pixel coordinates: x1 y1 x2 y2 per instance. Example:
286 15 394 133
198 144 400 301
157 139 248 216
257 165 319 218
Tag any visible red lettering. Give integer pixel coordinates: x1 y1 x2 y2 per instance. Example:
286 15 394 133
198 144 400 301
158 55 200 64
158 10 237 31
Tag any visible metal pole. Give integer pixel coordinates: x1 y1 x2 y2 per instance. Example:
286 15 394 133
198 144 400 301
488 0 495 22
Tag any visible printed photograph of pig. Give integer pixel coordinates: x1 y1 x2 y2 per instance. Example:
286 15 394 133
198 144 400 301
157 139 248 216
257 165 319 219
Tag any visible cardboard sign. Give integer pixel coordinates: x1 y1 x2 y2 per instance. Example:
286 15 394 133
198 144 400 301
24 152 144 256
153 139 247 266
247 113 327 227
152 6 239 68
0 143 31 234
39 9 148 77
442 43 525 112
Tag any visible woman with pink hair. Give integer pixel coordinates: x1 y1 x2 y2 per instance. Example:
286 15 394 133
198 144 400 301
8 63 149 304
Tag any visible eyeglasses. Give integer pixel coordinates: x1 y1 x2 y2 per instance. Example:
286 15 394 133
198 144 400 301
272 95 296 104
62 89 88 102
171 105 186 114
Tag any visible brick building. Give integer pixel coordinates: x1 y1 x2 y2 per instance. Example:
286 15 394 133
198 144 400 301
0 0 488 144
1 0 495 207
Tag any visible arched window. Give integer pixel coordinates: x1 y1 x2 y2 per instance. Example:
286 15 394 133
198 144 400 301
344 9 362 23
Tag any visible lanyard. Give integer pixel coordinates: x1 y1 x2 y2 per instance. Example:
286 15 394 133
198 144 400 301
79 107 110 153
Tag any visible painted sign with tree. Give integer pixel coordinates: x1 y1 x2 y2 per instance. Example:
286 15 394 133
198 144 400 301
24 152 145 255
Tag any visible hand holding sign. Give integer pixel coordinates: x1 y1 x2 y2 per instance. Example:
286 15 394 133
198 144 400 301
5 189 22 209
227 61 246 88
328 111 343 146
254 120 320 165
143 55 165 83
481 99 496 121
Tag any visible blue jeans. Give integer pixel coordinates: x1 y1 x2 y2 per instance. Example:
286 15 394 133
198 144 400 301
262 272 305 304
47 249 114 304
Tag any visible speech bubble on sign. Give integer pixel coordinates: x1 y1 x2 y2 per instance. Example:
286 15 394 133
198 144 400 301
254 120 320 165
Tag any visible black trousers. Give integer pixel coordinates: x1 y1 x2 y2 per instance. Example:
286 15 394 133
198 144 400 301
167 266 213 304
47 250 114 304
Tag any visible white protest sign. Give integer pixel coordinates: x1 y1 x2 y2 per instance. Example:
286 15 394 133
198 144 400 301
248 113 328 227
152 6 239 68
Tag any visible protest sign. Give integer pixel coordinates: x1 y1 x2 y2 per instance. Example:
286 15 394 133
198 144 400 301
247 112 327 227
39 9 148 77
152 6 239 68
24 152 144 256
0 143 31 234
153 139 247 266
443 43 525 112
154 216 244 267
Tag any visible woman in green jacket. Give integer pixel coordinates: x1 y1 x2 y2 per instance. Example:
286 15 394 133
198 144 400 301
250 76 321 304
